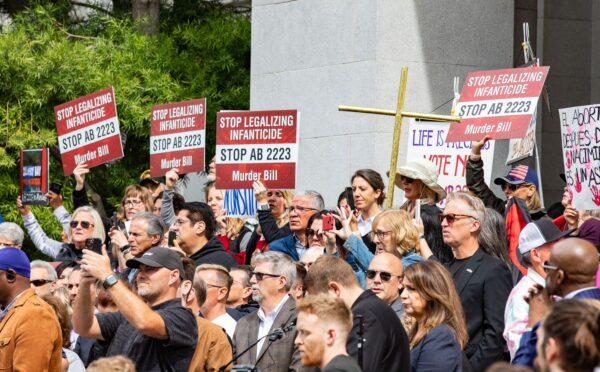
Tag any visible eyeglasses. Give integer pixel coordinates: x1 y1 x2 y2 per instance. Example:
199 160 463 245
306 229 324 238
205 282 224 289
502 183 530 192
542 263 560 273
251 271 281 281
70 220 94 229
438 213 475 224
124 199 143 206
287 206 319 214
400 176 414 184
371 230 392 240
31 279 53 287
366 270 401 282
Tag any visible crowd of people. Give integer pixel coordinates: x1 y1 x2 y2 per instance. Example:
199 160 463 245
0 143 598 372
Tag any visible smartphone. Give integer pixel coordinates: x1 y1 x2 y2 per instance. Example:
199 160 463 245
111 212 118 229
322 215 334 231
168 231 177 247
85 238 103 254
49 182 63 195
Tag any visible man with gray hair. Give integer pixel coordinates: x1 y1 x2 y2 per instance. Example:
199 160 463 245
269 191 324 261
30 260 57 297
118 212 164 284
232 251 308 372
441 191 512 371
0 222 24 249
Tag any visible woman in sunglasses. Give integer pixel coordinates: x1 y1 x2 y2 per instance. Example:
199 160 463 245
400 260 469 372
391 158 447 217
19 201 105 262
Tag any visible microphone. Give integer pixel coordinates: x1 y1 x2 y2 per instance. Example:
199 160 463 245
219 322 296 371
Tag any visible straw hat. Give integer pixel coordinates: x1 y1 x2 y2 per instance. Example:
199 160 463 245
389 158 446 200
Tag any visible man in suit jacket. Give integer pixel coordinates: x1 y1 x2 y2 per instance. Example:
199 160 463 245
304 255 411 372
232 251 310 372
441 192 513 371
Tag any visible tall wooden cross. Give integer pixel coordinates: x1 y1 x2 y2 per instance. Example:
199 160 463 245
339 67 461 209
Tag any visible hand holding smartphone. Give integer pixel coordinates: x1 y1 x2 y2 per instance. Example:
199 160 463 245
322 215 335 231
85 238 103 255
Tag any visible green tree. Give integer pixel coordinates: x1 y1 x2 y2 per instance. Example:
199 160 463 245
0 4 250 257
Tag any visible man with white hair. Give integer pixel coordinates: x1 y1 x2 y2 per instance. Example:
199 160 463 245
270 191 324 261
300 247 324 270
232 251 309 372
30 260 57 297
0 222 24 248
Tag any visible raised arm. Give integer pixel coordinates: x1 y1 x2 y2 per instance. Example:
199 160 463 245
466 136 506 214
72 163 91 209
18 197 62 259
160 168 179 228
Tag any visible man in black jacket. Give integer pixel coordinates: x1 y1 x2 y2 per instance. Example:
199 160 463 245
172 202 236 270
304 255 411 372
442 192 513 371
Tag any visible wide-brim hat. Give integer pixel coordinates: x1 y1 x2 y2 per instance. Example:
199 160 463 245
388 158 447 200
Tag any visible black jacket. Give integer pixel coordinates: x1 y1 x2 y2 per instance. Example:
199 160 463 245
444 249 513 371
190 237 237 270
347 291 411 372
245 209 292 264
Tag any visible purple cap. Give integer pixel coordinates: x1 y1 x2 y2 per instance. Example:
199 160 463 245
494 164 539 189
578 219 600 248
0 248 30 278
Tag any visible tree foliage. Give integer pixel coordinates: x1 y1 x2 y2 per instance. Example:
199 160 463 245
0 3 250 255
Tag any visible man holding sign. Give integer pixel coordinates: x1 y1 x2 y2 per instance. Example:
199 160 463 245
54 87 123 175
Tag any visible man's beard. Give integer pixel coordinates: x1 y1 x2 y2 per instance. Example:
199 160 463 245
252 292 263 303
137 284 159 303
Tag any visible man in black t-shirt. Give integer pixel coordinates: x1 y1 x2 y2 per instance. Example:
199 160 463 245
295 295 361 372
305 255 410 372
73 246 198 372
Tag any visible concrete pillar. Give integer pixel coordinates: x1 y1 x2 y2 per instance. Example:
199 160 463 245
251 0 514 206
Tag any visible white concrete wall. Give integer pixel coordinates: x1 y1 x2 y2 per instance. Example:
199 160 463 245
251 0 514 207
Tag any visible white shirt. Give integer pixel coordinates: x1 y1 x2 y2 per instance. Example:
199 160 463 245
256 295 290 357
212 312 237 339
357 214 374 236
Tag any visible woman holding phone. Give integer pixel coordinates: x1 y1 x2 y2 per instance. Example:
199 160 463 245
18 199 105 262
351 169 385 252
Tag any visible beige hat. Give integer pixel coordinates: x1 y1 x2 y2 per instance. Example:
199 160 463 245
389 158 446 200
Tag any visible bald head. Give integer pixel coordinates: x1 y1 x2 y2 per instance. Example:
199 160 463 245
367 253 404 305
552 238 599 278
301 247 324 269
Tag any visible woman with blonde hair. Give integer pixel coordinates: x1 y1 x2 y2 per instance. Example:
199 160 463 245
400 260 468 371
18 200 105 262
335 208 423 280
391 158 447 217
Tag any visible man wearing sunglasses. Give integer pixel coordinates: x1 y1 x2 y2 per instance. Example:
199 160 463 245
29 260 57 297
270 191 324 262
441 192 512 372
366 253 404 319
0 248 62 370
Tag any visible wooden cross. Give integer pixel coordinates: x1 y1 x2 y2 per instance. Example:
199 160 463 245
339 67 461 209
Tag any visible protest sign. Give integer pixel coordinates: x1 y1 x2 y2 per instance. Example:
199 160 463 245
506 113 536 164
446 66 549 142
407 120 495 207
54 87 123 175
20 148 49 205
216 110 299 189
150 99 206 177
559 103 600 210
224 189 258 218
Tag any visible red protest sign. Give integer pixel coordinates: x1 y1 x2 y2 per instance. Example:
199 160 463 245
216 110 299 189
446 66 549 142
150 99 206 177
54 87 123 175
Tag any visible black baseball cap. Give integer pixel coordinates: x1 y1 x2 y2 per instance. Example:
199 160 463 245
126 247 184 273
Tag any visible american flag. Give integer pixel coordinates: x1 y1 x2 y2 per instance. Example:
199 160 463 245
508 165 529 181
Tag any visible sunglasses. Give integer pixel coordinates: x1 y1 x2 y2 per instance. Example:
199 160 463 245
306 229 324 238
542 263 560 273
438 213 475 224
70 220 94 229
251 271 280 281
31 279 53 287
287 206 319 214
400 176 414 184
366 269 400 282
